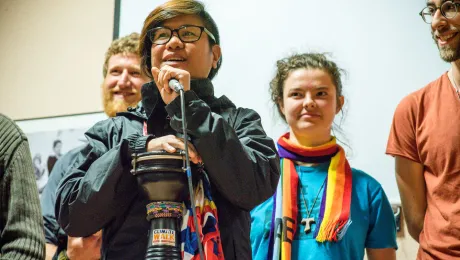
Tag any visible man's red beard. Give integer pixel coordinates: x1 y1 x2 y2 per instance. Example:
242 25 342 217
102 85 142 117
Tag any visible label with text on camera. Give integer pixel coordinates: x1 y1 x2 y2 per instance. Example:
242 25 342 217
152 229 176 246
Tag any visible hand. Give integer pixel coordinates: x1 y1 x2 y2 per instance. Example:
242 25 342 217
45 243 57 260
151 65 191 105
147 135 201 164
66 230 102 260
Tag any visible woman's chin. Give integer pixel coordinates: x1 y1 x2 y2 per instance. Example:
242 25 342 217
294 122 322 132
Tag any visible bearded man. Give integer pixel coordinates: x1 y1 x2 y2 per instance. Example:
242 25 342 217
41 32 148 260
386 1 460 259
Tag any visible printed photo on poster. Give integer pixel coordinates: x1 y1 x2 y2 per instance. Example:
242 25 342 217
15 112 107 196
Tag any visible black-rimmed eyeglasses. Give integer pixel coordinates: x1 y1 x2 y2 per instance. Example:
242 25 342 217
419 1 460 24
148 25 216 45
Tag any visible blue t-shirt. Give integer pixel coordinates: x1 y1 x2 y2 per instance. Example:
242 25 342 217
250 162 397 260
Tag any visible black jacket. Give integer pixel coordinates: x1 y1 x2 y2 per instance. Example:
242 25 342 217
55 79 280 259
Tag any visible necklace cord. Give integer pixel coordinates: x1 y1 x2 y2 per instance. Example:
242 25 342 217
298 172 327 218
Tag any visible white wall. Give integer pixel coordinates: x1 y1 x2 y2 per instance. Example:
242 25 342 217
0 0 114 120
119 0 449 202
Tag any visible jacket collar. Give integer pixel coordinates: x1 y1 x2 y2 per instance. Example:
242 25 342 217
140 78 235 119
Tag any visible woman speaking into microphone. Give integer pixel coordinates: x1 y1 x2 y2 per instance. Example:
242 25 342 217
54 0 280 259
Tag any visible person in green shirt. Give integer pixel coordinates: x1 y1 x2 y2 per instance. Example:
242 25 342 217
0 113 45 259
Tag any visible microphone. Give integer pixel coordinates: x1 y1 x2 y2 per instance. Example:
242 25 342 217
168 79 183 93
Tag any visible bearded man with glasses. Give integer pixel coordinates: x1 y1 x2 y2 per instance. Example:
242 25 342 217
386 1 460 259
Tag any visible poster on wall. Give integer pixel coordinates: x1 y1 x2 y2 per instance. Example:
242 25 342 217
15 112 107 196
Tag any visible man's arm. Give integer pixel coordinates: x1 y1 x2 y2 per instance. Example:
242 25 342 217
66 230 102 260
395 155 426 242
42 146 94 260
45 244 57 260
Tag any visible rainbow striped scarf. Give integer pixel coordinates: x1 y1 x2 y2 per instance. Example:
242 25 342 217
181 172 225 260
268 133 353 260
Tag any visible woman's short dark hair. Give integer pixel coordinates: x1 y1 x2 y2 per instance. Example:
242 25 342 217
139 0 221 80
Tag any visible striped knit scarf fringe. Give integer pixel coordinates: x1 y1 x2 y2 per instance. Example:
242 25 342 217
268 133 352 260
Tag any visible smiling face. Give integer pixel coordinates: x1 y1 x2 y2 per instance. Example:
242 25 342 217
102 53 148 117
430 0 460 62
279 68 344 146
150 14 221 79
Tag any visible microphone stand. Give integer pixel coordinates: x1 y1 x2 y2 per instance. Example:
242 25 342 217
178 88 205 260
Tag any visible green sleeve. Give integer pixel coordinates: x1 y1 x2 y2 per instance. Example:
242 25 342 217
1 139 45 259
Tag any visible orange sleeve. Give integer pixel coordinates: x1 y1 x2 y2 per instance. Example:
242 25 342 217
386 94 421 163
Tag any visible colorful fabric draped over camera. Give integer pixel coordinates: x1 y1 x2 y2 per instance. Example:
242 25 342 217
268 133 353 260
180 172 224 260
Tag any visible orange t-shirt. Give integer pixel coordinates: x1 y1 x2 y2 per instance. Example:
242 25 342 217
387 72 460 259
